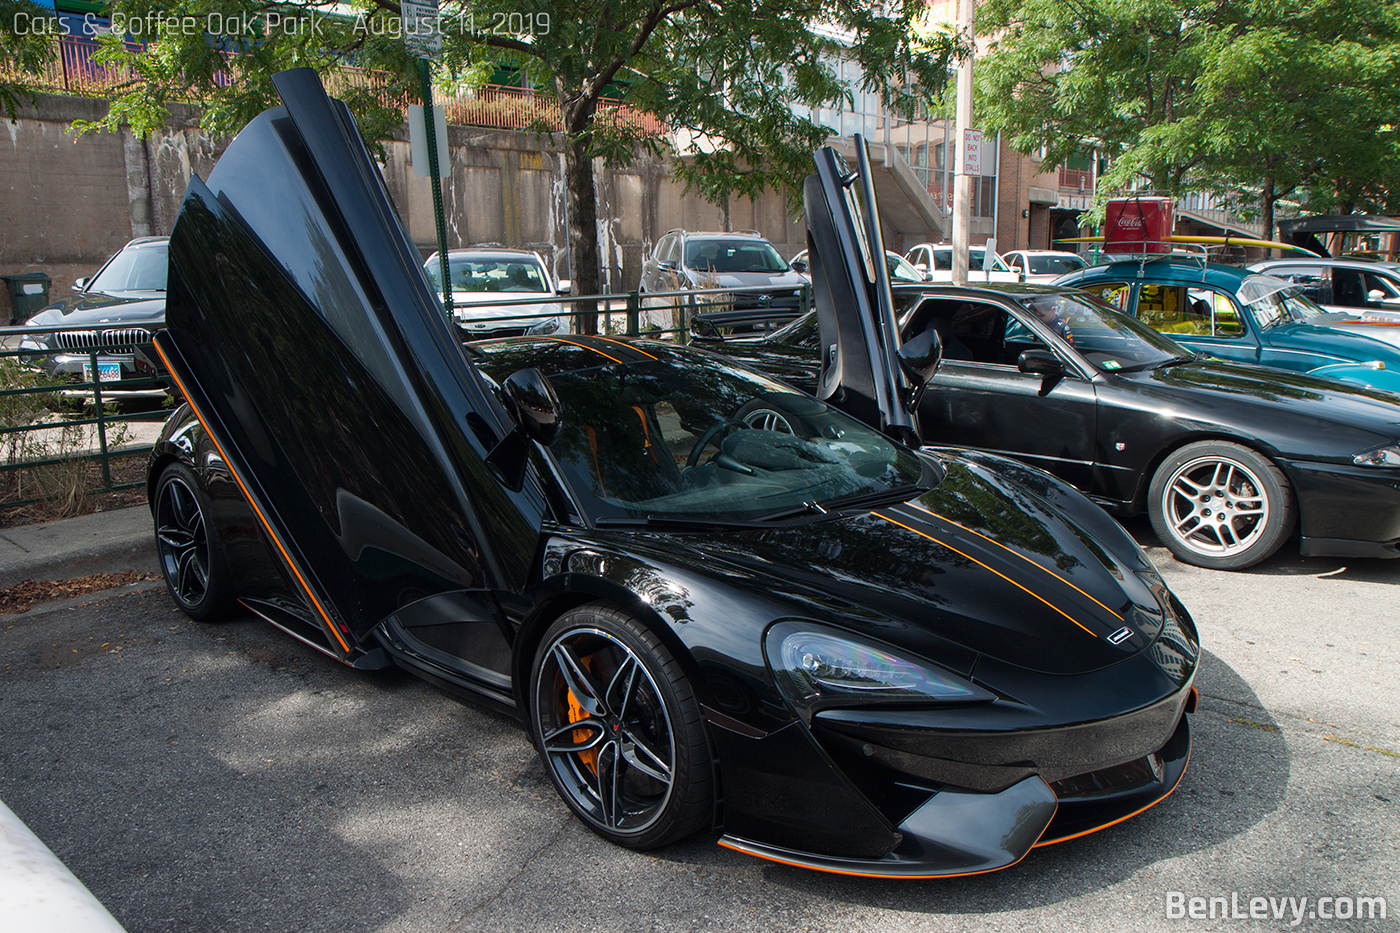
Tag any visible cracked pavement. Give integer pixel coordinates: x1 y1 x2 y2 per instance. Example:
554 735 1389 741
0 517 1395 932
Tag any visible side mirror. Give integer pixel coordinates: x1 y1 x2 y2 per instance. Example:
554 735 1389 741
556 278 572 295
913 263 928 275
657 259 678 272
791 259 809 274
72 277 90 292
1368 288 1386 302
500 368 561 445
1018 348 1064 377
896 327 942 412
487 368 562 491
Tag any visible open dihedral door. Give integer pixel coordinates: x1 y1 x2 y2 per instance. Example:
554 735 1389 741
156 68 547 661
803 136 920 445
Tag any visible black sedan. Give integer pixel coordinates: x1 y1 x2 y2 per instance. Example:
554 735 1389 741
146 70 1197 878
699 283 1400 570
19 236 168 400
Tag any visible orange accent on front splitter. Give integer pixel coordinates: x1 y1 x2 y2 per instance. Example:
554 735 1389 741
154 341 352 654
1033 742 1192 848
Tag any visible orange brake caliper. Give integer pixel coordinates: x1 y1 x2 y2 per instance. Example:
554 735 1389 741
564 660 599 775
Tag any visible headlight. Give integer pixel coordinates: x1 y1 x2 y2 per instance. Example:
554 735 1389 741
1353 443 1400 467
526 317 561 336
765 621 993 717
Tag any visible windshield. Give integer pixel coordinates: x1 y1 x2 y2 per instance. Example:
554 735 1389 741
685 239 792 274
427 255 549 293
888 253 925 283
1017 292 1190 372
1238 274 1327 326
1028 254 1087 275
89 242 167 292
495 353 927 522
933 248 1011 273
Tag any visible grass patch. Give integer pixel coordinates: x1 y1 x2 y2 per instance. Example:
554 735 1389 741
1229 716 1280 732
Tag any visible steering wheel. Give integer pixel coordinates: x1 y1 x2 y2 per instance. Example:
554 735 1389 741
741 408 796 434
686 418 749 468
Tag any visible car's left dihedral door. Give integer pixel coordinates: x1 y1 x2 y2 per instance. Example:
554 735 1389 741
158 69 548 659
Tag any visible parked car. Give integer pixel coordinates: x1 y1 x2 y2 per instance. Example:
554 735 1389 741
790 248 926 284
639 229 809 325
1055 257 1400 393
904 242 1022 283
18 236 168 400
147 72 1197 878
1248 257 1400 318
698 279 1400 569
424 248 567 339
1004 249 1089 283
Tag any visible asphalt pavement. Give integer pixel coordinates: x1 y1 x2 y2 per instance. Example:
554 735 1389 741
0 512 1395 932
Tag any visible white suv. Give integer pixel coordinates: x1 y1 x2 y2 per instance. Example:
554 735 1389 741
904 243 1022 283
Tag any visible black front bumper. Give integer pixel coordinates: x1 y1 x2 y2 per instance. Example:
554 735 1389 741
709 683 1194 878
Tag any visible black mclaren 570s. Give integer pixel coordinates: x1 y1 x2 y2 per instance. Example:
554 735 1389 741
147 70 1199 878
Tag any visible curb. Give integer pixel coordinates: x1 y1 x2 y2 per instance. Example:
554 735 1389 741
0 505 156 588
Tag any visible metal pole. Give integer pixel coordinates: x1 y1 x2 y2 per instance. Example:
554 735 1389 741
951 0 976 286
419 59 453 316
990 131 1001 272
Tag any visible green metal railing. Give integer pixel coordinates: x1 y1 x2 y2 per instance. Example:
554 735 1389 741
0 323 166 510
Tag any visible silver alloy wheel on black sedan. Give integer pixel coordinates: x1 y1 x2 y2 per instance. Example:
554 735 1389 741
1148 440 1295 570
530 604 712 849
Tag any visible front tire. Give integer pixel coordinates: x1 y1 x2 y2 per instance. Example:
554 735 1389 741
529 604 712 849
1148 441 1294 570
153 462 236 620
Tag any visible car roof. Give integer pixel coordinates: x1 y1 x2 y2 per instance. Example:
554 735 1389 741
428 249 543 264
125 236 170 248
1066 256 1254 287
669 231 771 241
1252 258 1400 272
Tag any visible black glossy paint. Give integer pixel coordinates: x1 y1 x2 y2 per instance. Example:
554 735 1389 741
701 288 1400 556
148 70 1199 877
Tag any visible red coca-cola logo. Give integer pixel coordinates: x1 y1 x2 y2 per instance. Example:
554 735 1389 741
1117 216 1144 228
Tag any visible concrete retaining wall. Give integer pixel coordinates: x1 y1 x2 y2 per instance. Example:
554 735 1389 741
1 92 802 296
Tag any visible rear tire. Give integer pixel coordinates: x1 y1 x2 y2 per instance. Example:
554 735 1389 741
1148 441 1294 570
529 604 712 849
153 462 236 620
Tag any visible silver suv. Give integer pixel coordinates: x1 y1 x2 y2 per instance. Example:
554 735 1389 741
638 230 807 325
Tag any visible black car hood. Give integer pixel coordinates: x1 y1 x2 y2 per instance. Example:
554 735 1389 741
27 292 165 327
639 450 1167 678
1128 357 1400 443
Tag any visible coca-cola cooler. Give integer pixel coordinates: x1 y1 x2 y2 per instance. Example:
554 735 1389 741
1104 196 1174 253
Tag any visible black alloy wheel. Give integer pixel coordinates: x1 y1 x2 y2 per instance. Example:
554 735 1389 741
154 462 235 620
530 604 712 849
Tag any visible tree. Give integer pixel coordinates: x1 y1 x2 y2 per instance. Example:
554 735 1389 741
69 0 954 331
976 0 1400 230
1 0 61 119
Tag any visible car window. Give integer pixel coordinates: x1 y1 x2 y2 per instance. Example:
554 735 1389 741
887 253 925 283
428 256 549 293
88 243 168 292
1270 266 1330 305
904 300 1017 365
1028 254 1088 275
1007 254 1023 270
1134 284 1245 338
684 239 790 274
1086 282 1132 310
653 236 672 261
1363 271 1400 303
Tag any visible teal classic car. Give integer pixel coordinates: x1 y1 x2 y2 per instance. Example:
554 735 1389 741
1056 257 1400 393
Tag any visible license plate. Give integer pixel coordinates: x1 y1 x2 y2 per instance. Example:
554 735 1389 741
82 361 123 384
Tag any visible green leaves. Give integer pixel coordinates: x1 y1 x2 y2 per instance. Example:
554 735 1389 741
979 0 1400 221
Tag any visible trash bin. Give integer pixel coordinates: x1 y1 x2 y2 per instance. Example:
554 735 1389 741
0 272 53 324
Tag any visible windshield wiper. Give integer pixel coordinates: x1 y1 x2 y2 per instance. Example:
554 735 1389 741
753 484 930 523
